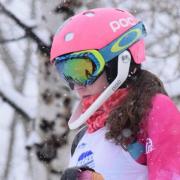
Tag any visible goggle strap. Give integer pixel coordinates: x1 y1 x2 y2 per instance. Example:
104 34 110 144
99 22 146 63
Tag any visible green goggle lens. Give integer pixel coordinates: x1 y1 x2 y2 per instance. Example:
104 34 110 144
56 57 95 86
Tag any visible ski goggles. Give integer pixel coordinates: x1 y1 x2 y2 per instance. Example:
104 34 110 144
55 22 146 88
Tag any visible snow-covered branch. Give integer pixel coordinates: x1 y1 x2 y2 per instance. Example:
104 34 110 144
0 88 37 120
0 2 50 56
0 35 27 43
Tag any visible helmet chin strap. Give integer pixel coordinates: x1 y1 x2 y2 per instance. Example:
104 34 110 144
68 50 131 130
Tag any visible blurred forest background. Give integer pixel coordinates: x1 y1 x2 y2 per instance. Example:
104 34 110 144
0 0 180 180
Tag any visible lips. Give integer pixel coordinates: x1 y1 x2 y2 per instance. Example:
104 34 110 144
74 85 86 90
74 87 85 90
82 95 91 99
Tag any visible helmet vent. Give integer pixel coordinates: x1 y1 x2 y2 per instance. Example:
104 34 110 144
83 11 95 17
64 32 74 42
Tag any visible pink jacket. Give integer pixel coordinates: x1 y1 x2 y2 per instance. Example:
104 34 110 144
70 93 180 180
147 94 180 180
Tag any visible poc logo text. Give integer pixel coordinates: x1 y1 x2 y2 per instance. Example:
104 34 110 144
112 80 122 91
110 17 136 33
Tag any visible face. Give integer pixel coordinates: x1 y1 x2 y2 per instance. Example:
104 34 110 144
73 72 109 99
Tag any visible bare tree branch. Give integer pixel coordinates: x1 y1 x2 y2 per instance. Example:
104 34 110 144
0 2 50 56
0 35 27 43
2 38 34 180
0 29 18 78
2 115 17 180
0 91 33 121
53 0 81 20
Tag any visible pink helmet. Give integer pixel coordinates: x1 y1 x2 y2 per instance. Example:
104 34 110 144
50 7 146 64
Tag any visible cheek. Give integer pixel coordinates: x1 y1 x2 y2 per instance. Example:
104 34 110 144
90 85 104 94
90 81 108 94
74 88 91 98
74 86 100 98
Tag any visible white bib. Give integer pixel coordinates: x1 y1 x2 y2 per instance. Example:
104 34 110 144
69 127 148 180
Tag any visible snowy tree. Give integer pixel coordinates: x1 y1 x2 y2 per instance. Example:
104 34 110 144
0 0 179 180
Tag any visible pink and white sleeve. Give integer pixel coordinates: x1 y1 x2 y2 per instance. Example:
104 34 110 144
146 94 180 180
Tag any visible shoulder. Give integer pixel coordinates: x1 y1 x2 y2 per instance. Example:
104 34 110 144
147 93 180 139
151 93 177 108
149 93 179 119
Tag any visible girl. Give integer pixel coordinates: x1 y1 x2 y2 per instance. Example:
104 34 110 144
50 8 180 180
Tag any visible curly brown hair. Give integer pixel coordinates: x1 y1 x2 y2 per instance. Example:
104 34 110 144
105 69 167 149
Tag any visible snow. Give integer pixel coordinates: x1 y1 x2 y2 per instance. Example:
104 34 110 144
0 14 38 120
2 0 33 23
0 56 37 180
0 62 14 178
0 84 37 119
22 43 39 100
0 1 39 179
165 79 180 98
0 0 179 179
25 131 42 148
7 121 32 180
143 55 180 98
0 57 13 84
0 103 14 177
0 44 38 178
